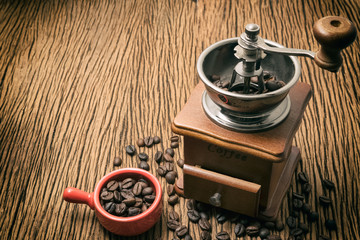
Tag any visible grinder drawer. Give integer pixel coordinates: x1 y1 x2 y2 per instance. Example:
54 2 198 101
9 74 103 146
183 164 261 217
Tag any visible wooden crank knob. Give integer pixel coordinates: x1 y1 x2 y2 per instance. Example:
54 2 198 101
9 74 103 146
313 16 357 72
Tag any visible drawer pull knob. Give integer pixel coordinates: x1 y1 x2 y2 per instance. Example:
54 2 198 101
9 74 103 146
209 193 221 207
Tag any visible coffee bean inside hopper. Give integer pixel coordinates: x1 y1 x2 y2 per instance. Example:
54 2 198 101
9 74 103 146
100 177 155 217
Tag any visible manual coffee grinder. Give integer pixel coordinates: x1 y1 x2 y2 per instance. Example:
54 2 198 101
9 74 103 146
172 16 356 220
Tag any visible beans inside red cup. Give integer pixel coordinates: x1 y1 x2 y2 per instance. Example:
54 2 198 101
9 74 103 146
63 168 163 236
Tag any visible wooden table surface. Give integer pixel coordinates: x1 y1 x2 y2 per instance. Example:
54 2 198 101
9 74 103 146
1 0 359 239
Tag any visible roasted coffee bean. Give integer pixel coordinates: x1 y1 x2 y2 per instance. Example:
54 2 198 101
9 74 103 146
249 221 261 229
325 219 337 230
200 231 211 240
167 184 175 196
246 225 260 237
319 195 332 207
100 191 114 201
170 135 180 142
171 141 179 148
302 182 312 194
104 202 116 214
186 199 196 210
200 211 210 220
144 194 156 203
168 211 180 221
259 227 270 239
165 171 177 184
175 225 188 238
168 195 179 205
216 231 230 240
134 197 143 208
263 71 273 80
117 181 123 191
215 212 227 224
165 162 174 172
308 211 319 222
297 171 309 184
120 189 135 199
113 191 122 202
144 136 153 147
107 180 119 191
138 178 149 188
176 158 185 168
132 182 143 196
187 209 200 222
101 187 107 192
123 197 136 206
164 153 174 162
298 222 309 234
322 179 335 190
122 178 136 189
266 235 282 240
292 192 305 200
234 223 245 237
157 165 167 176
141 204 148 213
293 199 304 210
142 187 154 195
138 161 150 171
286 216 297 229
154 151 163 164
302 203 311 214
113 156 122 166
125 145 136 156
128 207 141 216
138 152 149 161
290 228 303 237
264 221 275 230
167 219 181 231
266 80 285 91
153 136 161 144
275 219 284 231
115 203 127 216
165 148 175 157
137 138 145 147
199 218 212 231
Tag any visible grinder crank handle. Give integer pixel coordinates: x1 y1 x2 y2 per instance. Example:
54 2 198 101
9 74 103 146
256 16 356 72
313 16 357 72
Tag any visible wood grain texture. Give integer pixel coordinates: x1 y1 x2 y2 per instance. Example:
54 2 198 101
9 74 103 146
0 0 359 239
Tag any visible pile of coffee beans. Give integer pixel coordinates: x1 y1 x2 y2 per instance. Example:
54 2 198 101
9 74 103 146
100 178 155 217
282 171 337 239
211 71 286 94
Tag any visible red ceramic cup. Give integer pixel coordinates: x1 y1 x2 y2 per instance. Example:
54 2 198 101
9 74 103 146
63 168 162 236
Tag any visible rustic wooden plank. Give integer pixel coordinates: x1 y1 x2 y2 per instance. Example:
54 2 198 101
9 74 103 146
0 0 359 239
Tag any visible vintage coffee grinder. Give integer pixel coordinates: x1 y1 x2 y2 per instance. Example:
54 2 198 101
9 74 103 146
172 16 356 220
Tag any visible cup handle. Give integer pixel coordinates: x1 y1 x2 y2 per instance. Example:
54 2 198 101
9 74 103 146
63 187 95 210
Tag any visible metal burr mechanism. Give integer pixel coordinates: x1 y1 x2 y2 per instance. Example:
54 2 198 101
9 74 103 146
197 16 356 132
